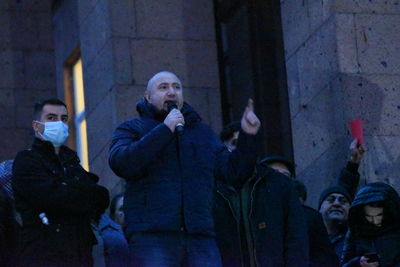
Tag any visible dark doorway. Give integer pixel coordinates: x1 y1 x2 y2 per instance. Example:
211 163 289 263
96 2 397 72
214 0 294 163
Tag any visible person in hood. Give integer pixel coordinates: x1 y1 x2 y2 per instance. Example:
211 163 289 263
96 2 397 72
108 71 261 266
341 182 400 267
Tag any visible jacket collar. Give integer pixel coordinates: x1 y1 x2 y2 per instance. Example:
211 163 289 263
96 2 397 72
32 138 77 163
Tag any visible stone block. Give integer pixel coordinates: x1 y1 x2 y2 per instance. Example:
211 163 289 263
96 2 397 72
79 0 111 66
0 128 32 161
280 0 309 58
339 74 400 136
335 13 359 73
291 80 345 170
24 51 56 90
296 16 338 105
130 39 219 89
298 136 349 208
83 40 115 114
109 0 135 38
333 0 400 14
355 14 400 74
115 85 144 123
360 136 400 193
89 144 120 191
135 0 215 41
0 106 15 129
113 38 132 85
0 11 12 49
14 88 55 128
308 0 335 35
0 88 14 108
86 91 116 162
0 50 24 88
285 54 301 118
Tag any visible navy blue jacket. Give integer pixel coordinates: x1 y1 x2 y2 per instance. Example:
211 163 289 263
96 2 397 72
109 99 258 238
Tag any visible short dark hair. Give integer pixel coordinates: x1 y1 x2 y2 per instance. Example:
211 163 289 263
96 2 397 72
110 193 124 219
292 179 307 202
33 98 67 120
220 121 241 142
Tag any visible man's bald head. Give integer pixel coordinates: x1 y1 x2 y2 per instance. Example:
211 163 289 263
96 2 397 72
146 71 182 93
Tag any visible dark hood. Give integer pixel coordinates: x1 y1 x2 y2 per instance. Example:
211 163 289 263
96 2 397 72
136 98 201 126
348 182 400 236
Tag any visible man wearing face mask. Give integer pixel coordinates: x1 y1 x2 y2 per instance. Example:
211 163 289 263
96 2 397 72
12 98 109 267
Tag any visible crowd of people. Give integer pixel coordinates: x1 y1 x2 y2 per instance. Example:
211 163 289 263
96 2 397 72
0 71 399 267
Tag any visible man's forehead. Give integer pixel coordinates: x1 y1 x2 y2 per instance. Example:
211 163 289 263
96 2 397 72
151 72 181 85
42 104 68 115
327 193 346 198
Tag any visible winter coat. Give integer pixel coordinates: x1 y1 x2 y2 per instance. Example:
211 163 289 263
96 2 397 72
12 138 109 267
303 205 339 267
109 99 258 239
341 182 400 267
214 164 309 267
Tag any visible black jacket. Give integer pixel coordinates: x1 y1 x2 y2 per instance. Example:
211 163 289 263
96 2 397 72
12 138 109 266
303 205 339 267
109 99 258 238
341 182 400 267
214 164 309 267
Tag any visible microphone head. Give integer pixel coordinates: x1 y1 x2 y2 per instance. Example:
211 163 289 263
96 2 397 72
166 101 178 112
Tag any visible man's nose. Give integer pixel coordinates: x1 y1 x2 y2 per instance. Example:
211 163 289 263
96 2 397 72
167 86 176 95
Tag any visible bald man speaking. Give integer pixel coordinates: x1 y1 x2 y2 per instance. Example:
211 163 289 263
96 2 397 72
109 71 260 266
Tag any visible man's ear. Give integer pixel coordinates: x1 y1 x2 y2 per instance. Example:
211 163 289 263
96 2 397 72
144 91 151 102
32 120 39 132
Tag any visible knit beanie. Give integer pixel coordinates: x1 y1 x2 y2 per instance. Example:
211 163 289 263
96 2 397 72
318 185 352 210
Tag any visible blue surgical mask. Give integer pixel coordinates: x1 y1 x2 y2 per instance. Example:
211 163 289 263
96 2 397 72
36 121 69 147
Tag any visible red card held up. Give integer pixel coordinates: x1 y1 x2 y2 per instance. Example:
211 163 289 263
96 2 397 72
348 118 364 144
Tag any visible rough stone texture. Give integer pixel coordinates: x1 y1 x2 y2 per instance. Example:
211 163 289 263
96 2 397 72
339 74 400 136
296 16 338 106
109 0 136 38
355 14 400 74
79 0 110 66
0 50 24 88
135 0 216 41
335 14 359 73
83 39 115 114
130 39 219 88
281 0 310 58
333 0 400 14
0 2 56 162
291 78 345 172
24 51 56 89
86 91 116 165
282 0 400 207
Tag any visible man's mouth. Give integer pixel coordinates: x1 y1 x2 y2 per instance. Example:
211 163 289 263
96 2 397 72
328 208 344 215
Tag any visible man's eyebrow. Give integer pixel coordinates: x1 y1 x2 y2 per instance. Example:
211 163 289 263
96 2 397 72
46 113 59 117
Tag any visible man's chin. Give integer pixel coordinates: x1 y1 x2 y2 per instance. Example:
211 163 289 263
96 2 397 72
328 214 345 221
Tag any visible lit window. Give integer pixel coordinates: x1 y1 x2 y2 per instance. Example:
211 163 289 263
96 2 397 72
71 59 89 171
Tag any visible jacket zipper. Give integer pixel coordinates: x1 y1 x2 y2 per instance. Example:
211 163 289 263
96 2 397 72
248 174 264 267
216 190 245 267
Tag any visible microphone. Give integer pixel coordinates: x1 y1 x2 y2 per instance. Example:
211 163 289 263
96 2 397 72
39 212 49 225
167 101 184 136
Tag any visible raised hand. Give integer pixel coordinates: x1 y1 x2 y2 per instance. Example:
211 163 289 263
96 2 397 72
350 139 366 164
241 99 261 135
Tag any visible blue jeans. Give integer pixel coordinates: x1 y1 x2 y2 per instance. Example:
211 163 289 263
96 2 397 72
129 231 222 267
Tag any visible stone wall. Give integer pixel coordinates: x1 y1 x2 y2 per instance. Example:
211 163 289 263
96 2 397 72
0 1 56 162
281 0 400 207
